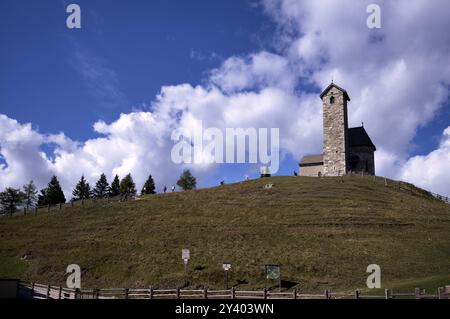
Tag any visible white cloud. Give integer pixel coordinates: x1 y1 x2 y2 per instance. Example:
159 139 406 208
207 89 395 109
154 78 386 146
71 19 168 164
1 0 450 198
398 127 450 197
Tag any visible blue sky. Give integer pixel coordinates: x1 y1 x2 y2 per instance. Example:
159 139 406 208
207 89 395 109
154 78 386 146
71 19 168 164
1 0 450 197
1 0 271 139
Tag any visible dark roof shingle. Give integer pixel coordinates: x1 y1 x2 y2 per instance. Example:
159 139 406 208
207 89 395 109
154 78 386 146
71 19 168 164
348 126 376 150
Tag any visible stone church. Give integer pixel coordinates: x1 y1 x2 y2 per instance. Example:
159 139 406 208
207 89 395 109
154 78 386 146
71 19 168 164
299 83 376 177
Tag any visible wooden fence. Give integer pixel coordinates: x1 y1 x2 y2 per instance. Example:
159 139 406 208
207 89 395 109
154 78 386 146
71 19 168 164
0 195 126 218
18 282 450 300
344 173 450 204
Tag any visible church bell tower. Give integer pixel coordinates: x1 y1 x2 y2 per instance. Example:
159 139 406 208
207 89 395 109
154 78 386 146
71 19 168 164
321 83 350 176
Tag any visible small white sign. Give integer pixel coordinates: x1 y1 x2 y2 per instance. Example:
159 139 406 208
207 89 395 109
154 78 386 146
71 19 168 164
182 249 190 262
223 263 231 271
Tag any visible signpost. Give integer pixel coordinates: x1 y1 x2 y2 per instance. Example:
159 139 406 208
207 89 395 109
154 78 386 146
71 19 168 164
182 249 190 287
265 264 281 290
222 262 231 289
182 249 190 273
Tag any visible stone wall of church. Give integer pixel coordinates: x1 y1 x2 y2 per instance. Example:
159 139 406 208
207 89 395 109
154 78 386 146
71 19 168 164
300 164 324 177
348 146 375 175
323 87 349 176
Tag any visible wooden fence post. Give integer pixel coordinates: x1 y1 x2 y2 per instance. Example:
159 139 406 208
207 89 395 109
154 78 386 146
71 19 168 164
75 288 80 299
58 286 62 299
30 282 35 298
384 289 391 299
124 288 129 299
354 289 360 299
231 287 235 299
325 290 330 299
415 288 421 299
438 287 443 300
176 287 180 299
204 288 208 299
46 285 50 299
263 288 267 299
293 288 297 300
149 286 153 299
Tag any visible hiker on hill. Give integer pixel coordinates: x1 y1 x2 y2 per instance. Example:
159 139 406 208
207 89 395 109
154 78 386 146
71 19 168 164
171 185 175 192
163 185 167 193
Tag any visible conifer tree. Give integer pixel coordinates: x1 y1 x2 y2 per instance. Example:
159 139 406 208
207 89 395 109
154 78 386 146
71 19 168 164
109 174 121 197
177 169 197 191
22 180 38 209
119 173 137 200
39 176 66 205
141 175 156 195
0 187 25 215
93 173 109 198
72 175 92 200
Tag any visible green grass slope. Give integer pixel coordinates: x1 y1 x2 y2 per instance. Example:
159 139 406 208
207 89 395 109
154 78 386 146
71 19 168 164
1 176 449 292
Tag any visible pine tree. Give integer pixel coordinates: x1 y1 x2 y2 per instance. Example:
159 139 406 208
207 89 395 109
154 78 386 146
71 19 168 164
72 175 92 200
141 175 156 195
177 169 197 191
93 173 109 198
0 187 25 215
41 176 66 205
22 180 38 209
119 173 137 200
37 188 48 206
109 174 120 197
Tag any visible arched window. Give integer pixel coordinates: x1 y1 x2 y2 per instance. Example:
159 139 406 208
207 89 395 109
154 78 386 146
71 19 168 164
330 96 335 104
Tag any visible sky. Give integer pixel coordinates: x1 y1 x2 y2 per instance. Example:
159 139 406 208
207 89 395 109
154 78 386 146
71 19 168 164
1 0 450 198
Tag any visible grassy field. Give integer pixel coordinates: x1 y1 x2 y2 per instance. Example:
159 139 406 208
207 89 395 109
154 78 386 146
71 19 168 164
1 175 449 292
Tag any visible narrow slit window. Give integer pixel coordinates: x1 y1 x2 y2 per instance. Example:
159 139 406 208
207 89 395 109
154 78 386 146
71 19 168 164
330 96 335 104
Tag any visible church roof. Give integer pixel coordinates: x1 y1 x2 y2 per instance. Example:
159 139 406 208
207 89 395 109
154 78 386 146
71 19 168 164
348 126 376 150
320 83 351 101
299 154 324 166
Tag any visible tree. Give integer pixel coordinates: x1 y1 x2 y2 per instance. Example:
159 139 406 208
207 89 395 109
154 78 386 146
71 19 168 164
0 187 25 215
109 174 121 197
141 175 156 195
93 173 109 199
177 169 197 191
119 173 137 200
38 176 66 205
22 180 38 209
72 175 92 201
37 188 48 206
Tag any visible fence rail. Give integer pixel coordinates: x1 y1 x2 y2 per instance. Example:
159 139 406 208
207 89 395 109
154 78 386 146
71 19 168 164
0 195 129 218
18 282 450 300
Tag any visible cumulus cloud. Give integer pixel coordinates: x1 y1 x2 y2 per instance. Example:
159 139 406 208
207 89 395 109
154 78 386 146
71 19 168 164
398 127 450 197
1 0 450 197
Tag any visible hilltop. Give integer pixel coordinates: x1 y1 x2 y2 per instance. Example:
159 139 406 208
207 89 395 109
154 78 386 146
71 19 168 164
1 175 449 292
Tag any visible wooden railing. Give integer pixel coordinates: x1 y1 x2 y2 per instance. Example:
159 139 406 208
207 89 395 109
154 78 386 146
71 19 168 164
18 282 450 300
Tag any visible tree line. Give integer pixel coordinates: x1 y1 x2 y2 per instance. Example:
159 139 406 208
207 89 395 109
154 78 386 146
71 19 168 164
0 169 197 215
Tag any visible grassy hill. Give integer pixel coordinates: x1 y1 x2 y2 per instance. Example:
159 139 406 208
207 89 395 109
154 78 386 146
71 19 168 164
1 175 450 293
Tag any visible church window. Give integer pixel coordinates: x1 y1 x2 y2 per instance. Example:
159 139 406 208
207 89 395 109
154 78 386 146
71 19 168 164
330 96 335 104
